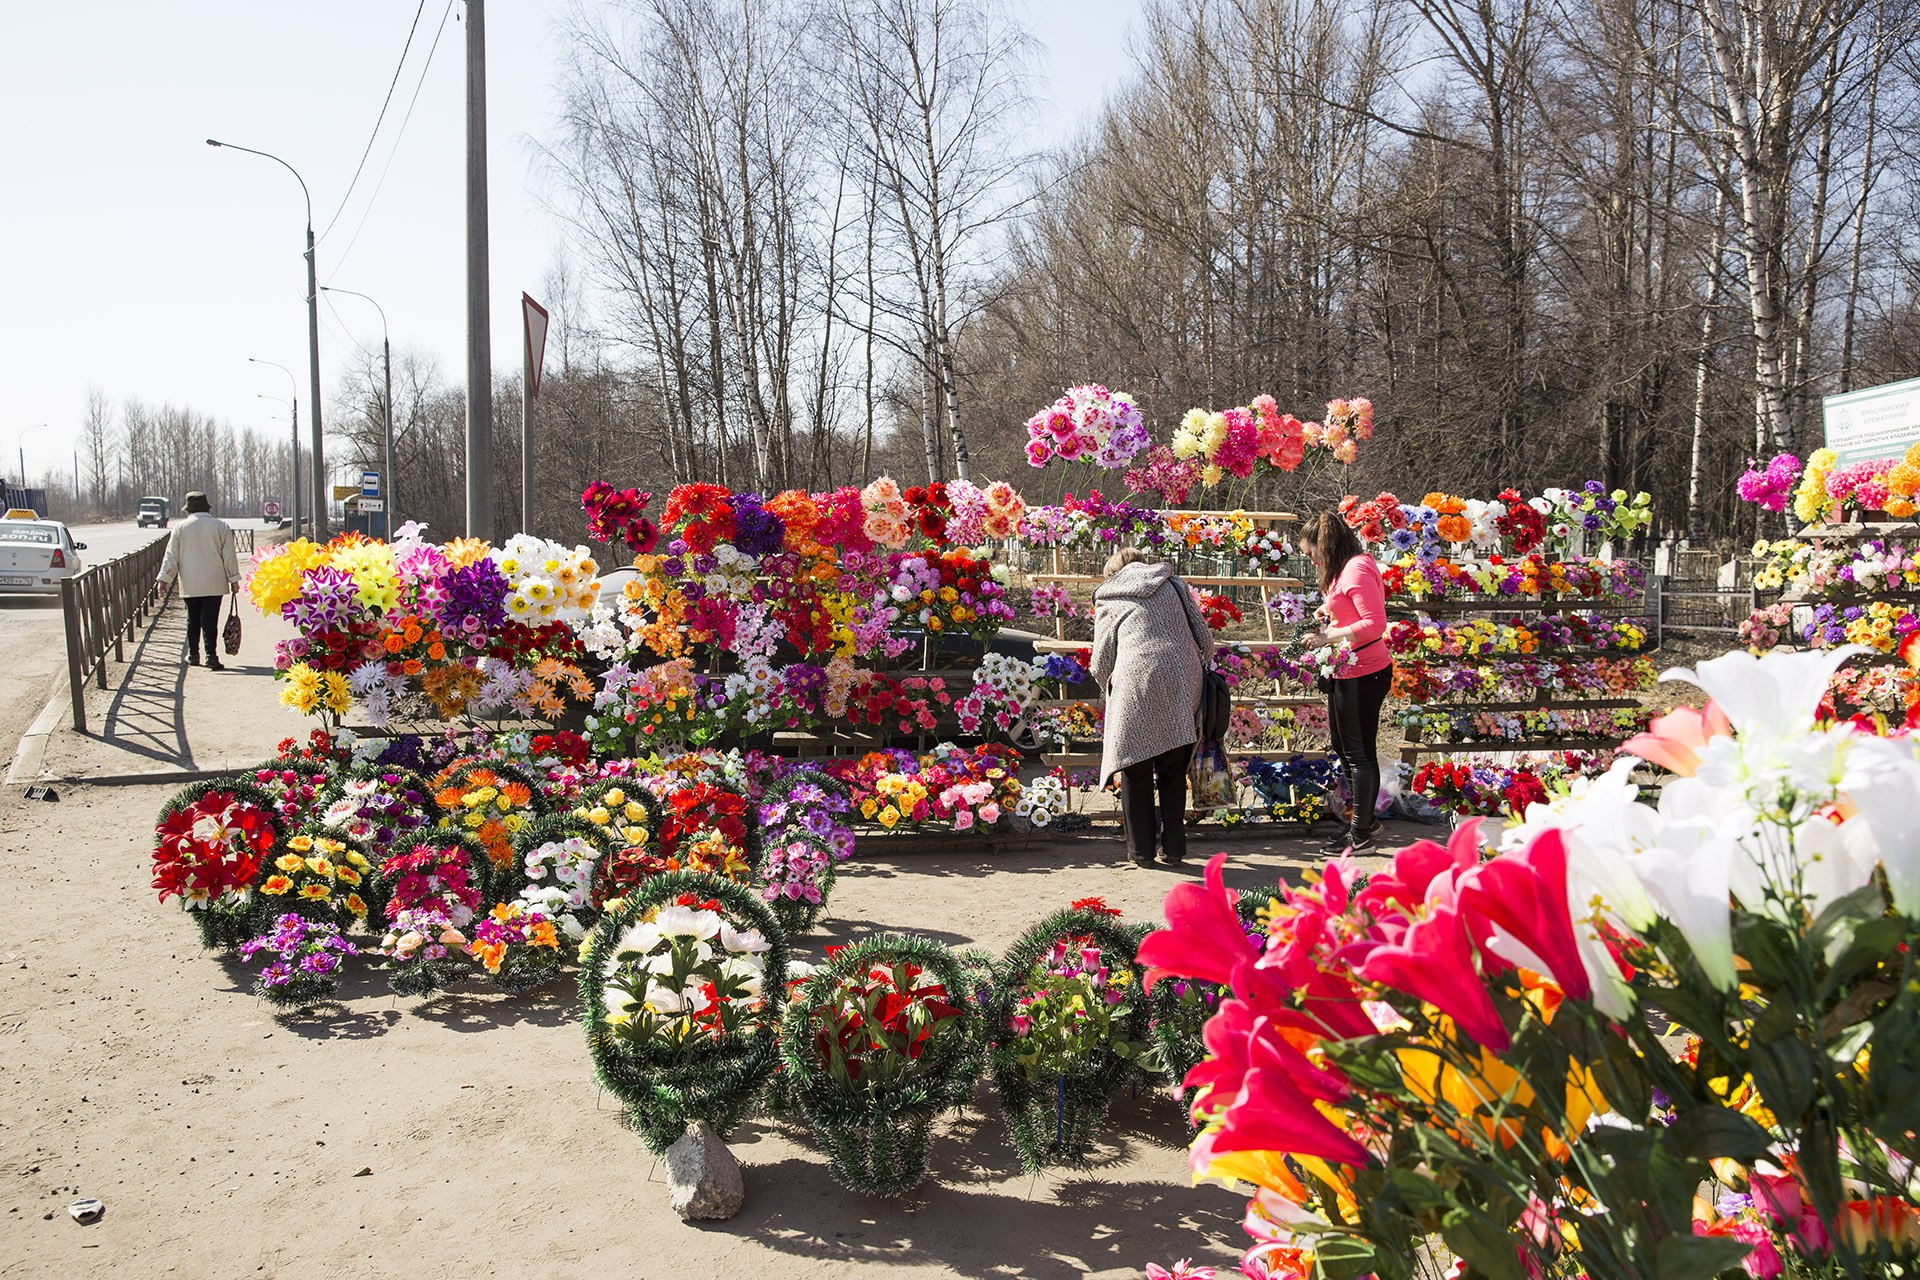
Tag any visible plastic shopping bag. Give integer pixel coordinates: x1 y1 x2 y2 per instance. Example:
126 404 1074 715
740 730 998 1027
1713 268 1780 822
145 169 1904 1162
1187 738 1235 811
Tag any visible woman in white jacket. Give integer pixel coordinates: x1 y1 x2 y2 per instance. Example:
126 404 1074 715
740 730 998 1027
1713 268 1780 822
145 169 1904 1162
156 491 240 670
1091 548 1215 867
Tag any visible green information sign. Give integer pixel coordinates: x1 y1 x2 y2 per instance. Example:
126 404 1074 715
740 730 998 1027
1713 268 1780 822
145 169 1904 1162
1823 375 1920 466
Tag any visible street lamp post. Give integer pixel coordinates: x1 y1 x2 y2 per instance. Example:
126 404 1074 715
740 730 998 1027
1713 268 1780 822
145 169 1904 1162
208 138 327 538
15 423 50 501
321 286 395 535
251 358 301 531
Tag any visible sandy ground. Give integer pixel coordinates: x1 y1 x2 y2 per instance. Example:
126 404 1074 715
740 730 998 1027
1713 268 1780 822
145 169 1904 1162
0 778 1386 1280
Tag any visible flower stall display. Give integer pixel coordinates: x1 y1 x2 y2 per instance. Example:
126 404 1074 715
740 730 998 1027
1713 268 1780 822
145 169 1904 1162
579 872 788 1155
1170 394 1369 484
1408 749 1617 818
239 913 360 1008
778 934 981 1196
152 779 286 950
988 901 1151 1171
245 527 603 730
1140 647 1920 1280
1360 491 1657 799
1737 465 1920 725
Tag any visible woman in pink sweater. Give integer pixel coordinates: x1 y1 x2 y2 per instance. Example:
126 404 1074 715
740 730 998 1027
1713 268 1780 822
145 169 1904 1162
1298 511 1391 851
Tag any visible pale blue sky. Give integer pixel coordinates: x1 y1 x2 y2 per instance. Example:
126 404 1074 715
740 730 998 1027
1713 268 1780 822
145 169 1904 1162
0 0 1139 488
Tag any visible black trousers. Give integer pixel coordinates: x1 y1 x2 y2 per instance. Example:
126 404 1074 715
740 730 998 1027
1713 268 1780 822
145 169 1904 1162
184 595 222 662
1119 742 1194 862
1326 667 1391 832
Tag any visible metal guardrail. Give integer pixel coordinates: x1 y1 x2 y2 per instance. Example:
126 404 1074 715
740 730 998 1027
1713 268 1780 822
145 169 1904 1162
61 536 170 733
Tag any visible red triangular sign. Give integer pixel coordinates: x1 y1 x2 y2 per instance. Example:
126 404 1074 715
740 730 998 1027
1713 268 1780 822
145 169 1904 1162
523 293 550 399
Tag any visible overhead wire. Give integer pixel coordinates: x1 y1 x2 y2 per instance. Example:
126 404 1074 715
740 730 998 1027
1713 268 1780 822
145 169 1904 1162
317 0 431 244
324 0 457 283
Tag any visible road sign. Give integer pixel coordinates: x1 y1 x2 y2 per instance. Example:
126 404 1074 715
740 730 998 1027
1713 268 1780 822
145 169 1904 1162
357 498 385 513
262 499 282 520
361 470 381 497
333 484 360 501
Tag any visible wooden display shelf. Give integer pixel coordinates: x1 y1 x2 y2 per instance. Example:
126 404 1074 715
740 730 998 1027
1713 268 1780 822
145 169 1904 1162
1388 598 1645 615
1400 695 1645 713
1028 573 1306 589
1031 693 1319 710
1797 521 1920 539
1399 736 1629 761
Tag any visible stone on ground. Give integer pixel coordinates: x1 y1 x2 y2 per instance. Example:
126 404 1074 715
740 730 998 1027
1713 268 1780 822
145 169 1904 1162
665 1121 744 1220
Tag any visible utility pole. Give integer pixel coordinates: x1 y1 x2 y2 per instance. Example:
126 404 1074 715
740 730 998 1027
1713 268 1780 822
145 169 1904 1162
464 0 494 539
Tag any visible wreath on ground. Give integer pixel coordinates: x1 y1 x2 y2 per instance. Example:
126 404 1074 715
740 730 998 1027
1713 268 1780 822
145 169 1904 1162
987 905 1153 1172
579 871 788 1154
778 933 982 1196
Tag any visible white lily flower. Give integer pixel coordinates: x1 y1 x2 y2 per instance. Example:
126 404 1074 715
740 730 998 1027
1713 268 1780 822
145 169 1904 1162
1841 735 1920 916
719 921 770 954
1661 646 1864 742
653 905 722 940
1631 813 1739 993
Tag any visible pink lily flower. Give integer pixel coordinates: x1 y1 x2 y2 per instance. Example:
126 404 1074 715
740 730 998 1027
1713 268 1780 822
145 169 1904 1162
1458 829 1593 1001
1357 897 1512 1052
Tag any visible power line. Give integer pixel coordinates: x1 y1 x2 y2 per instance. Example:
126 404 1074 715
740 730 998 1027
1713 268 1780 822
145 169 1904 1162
325 0 457 282
318 0 431 244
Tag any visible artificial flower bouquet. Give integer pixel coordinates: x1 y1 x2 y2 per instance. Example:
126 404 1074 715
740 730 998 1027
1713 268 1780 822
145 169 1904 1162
1408 750 1616 818
778 934 980 1195
755 834 837 935
256 831 373 926
1023 383 1150 470
580 873 788 1153
431 758 544 871
239 912 359 1008
467 900 565 994
375 834 493 997
989 902 1152 1171
1140 647 1920 1280
317 764 434 857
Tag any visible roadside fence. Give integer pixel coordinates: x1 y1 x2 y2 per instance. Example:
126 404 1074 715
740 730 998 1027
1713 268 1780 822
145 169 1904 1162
60 537 170 733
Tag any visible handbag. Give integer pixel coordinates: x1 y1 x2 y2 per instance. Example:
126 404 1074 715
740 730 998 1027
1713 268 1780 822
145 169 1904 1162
1199 666 1231 741
223 589 243 656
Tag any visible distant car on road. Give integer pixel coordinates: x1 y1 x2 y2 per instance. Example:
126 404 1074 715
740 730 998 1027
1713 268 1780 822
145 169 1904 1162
262 497 282 525
136 495 170 528
0 510 86 594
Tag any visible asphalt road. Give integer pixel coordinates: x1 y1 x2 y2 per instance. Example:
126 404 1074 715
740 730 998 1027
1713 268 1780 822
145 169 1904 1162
0 520 168 775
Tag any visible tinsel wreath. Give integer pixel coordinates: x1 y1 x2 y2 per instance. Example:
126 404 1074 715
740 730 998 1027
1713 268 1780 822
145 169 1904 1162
777 933 983 1196
759 766 853 810
567 777 663 856
377 828 499 999
501 812 608 905
987 907 1154 1173
578 870 789 1155
1148 891 1268 1104
430 755 551 819
155 776 288 951
754 832 837 936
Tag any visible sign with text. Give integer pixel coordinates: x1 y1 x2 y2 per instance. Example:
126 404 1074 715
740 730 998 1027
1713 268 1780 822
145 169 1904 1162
361 470 381 497
1823 376 1920 466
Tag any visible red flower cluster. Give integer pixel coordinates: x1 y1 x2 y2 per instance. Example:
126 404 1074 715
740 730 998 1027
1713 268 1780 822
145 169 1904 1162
1070 896 1122 918
380 842 484 921
1338 491 1407 543
811 959 963 1086
1495 489 1546 554
662 484 737 555
1197 592 1243 631
152 791 278 905
529 731 591 767
658 783 751 862
273 729 350 766
904 483 950 541
581 482 661 554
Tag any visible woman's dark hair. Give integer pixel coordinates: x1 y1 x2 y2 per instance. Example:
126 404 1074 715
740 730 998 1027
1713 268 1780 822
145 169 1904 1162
1299 511 1364 592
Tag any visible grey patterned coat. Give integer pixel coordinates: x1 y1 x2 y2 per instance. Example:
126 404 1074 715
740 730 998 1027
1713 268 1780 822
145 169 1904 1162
1090 562 1215 786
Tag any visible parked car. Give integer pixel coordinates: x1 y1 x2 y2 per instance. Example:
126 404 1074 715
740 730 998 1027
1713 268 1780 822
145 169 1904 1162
0 510 86 594
136 496 170 528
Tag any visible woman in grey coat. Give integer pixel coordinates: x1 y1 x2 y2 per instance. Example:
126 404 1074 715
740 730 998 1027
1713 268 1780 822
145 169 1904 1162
1090 548 1215 867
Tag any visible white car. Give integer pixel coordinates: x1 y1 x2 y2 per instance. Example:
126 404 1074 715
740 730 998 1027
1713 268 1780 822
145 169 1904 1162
0 510 86 594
